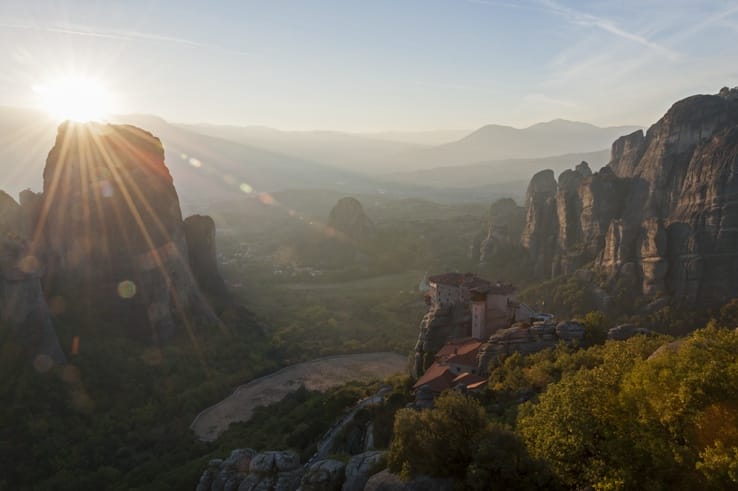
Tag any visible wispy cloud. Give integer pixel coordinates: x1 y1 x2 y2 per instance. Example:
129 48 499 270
534 0 680 61
0 21 251 57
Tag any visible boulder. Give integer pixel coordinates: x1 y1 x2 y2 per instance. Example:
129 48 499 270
200 449 302 491
300 459 346 491
341 451 387 491
608 323 652 341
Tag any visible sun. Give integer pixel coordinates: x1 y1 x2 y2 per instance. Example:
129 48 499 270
33 75 114 122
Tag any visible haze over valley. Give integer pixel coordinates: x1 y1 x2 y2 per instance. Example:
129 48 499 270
2 1 738 490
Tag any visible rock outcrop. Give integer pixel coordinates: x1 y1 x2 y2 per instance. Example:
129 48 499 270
327 197 375 244
520 87 738 303
342 452 387 491
35 122 218 340
411 305 469 378
607 323 653 341
520 170 558 277
196 449 303 491
300 459 346 491
197 450 389 491
477 320 585 373
184 214 228 297
478 198 525 263
0 192 65 367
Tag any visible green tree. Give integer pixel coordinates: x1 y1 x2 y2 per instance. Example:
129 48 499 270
388 391 486 479
466 424 559 490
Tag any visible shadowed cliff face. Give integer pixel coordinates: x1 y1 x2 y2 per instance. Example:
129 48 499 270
35 122 218 340
521 88 738 303
0 192 65 367
184 215 228 298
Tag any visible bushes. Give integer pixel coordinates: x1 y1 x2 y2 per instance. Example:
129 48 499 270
517 328 738 490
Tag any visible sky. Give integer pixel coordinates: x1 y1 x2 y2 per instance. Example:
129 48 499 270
0 0 737 132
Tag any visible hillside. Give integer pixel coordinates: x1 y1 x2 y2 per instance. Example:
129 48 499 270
383 149 610 189
390 120 640 170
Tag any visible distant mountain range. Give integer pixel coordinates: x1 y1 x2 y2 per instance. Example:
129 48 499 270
387 119 640 171
178 122 424 175
0 106 640 209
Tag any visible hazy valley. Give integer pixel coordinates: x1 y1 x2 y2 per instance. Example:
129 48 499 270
2 2 738 490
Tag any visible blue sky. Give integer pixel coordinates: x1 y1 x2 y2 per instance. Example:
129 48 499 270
1 0 737 131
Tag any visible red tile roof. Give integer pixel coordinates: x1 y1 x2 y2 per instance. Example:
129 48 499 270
413 362 456 393
436 338 483 365
414 362 488 393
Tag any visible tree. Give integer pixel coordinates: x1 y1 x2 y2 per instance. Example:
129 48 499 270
517 336 668 489
388 391 486 479
466 424 559 490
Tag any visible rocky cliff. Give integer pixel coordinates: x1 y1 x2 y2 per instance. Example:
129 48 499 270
184 215 228 298
520 87 738 303
478 198 525 263
27 122 220 341
0 192 65 367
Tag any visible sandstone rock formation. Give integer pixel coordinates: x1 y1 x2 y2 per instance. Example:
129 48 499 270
520 170 558 277
327 197 375 244
478 198 525 263
477 320 584 373
0 192 65 367
520 88 738 303
196 449 303 491
184 214 228 297
300 459 346 491
412 305 469 378
342 451 387 491
35 122 218 340
197 450 389 491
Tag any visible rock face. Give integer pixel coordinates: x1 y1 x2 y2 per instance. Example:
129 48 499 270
0 192 65 367
520 88 738 303
35 122 218 340
327 197 375 244
478 198 526 263
412 305 469 378
300 459 346 491
184 215 228 297
520 170 558 277
196 449 303 491
342 451 387 491
477 320 584 373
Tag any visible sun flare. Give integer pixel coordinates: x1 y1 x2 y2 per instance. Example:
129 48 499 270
33 75 114 122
